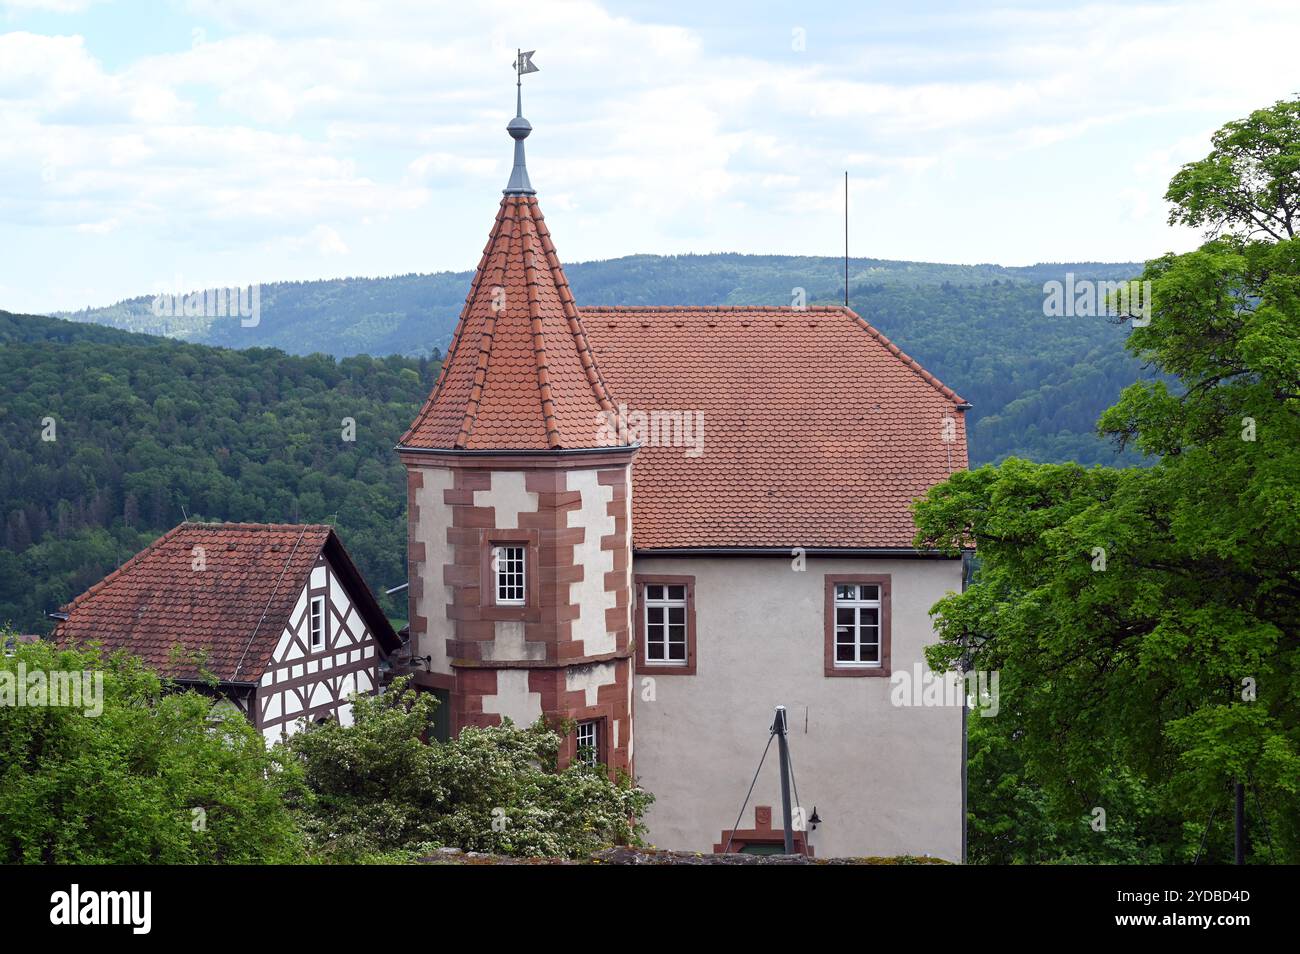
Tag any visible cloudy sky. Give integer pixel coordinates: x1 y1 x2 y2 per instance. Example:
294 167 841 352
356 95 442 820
2 0 1298 314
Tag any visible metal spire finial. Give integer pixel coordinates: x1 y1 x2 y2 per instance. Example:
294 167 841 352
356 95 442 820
504 49 538 196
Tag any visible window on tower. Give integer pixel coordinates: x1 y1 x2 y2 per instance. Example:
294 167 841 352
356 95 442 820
494 544 526 605
575 719 601 766
480 532 538 620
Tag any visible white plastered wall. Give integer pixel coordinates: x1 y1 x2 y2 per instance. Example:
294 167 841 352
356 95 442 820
630 555 964 861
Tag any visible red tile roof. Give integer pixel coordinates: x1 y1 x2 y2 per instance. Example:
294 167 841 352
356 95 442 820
401 195 618 450
400 181 968 548
581 306 969 549
52 522 397 682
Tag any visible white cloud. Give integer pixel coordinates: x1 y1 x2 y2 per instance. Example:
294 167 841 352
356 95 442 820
0 32 188 123
3 0 1300 312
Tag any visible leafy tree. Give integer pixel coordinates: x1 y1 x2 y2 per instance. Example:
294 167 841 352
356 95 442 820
916 97 1300 864
967 706 1186 864
284 677 653 861
0 637 303 863
1165 98 1300 240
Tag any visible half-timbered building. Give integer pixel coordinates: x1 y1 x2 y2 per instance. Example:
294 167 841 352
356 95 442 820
53 522 399 743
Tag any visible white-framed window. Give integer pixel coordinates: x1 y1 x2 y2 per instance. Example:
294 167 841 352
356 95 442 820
494 544 526 605
833 583 881 667
575 719 601 766
644 583 688 665
309 595 326 651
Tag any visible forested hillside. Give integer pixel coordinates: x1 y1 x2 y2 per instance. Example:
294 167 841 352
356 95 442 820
0 284 1147 633
844 281 1153 464
57 254 1142 357
3 256 1156 631
56 253 1150 466
0 310 434 633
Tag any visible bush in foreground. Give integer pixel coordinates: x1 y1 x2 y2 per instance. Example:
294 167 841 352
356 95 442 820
284 677 653 862
0 638 303 863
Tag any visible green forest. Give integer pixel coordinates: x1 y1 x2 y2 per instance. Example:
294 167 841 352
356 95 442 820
0 310 434 633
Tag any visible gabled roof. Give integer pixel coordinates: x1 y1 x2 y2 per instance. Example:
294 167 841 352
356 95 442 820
581 306 969 549
400 194 619 451
52 522 399 683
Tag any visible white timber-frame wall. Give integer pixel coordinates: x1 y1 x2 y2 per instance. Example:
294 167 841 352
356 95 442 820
255 554 380 743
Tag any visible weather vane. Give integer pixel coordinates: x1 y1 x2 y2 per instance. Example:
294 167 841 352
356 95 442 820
504 50 539 195
513 49 539 115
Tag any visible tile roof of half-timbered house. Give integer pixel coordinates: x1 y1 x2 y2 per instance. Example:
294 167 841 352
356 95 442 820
52 522 399 683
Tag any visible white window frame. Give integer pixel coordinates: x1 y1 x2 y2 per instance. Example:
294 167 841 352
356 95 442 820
494 544 526 605
643 583 689 666
833 583 881 668
575 719 600 766
309 595 327 651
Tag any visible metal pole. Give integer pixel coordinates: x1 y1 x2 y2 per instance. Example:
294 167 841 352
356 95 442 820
772 706 795 854
844 171 849 308
1234 780 1246 864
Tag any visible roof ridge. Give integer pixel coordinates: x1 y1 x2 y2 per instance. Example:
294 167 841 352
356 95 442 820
577 304 967 406
187 521 333 532
521 199 562 448
837 307 967 406
456 197 515 447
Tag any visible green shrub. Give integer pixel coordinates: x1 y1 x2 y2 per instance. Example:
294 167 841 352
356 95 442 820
0 637 304 863
285 677 653 861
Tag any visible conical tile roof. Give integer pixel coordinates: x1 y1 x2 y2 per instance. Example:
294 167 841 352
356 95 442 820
401 193 619 450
